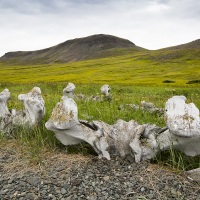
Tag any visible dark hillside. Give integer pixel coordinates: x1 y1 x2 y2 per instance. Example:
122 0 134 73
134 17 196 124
0 34 144 64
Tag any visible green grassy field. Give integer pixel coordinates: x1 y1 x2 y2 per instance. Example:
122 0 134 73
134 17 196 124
0 48 200 86
0 47 200 170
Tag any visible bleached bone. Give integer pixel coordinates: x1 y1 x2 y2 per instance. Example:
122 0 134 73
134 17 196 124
45 89 164 162
156 129 200 157
45 96 110 160
63 82 76 98
0 89 10 118
158 95 200 157
165 96 200 137
46 92 200 162
0 89 12 134
141 100 164 114
12 87 45 126
100 84 111 96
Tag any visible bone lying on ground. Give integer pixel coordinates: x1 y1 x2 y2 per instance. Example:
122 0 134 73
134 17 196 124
63 82 76 98
46 89 163 162
0 89 12 134
0 87 45 135
120 101 164 114
46 89 200 162
161 95 200 157
12 87 45 126
45 95 111 160
165 96 200 137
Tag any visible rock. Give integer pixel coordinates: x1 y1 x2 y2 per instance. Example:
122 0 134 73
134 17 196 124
63 183 70 190
0 189 8 195
71 179 82 186
187 168 200 182
103 176 110 181
26 193 35 200
61 188 67 195
26 177 40 186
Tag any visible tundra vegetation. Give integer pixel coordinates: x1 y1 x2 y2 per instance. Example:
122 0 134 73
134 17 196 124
0 42 200 171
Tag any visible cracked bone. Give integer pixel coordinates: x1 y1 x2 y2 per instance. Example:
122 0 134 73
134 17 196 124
12 87 45 126
165 96 200 137
45 90 162 162
0 89 10 118
0 89 12 134
45 96 110 160
63 82 76 98
46 91 200 162
158 95 200 157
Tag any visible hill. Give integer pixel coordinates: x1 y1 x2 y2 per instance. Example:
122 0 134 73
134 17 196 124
0 35 199 86
0 34 145 64
163 39 200 50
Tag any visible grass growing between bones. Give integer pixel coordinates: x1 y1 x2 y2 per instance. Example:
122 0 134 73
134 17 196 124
0 83 200 169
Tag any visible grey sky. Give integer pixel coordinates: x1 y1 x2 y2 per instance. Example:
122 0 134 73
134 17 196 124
0 0 200 56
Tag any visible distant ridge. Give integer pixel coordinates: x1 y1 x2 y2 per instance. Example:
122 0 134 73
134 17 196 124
163 39 200 50
0 34 144 64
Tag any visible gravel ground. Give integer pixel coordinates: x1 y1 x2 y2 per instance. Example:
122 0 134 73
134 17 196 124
0 142 200 200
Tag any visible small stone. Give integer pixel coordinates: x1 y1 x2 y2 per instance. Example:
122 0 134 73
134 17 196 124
63 183 70 190
141 187 145 192
56 166 65 172
26 177 40 186
0 189 8 195
26 193 35 200
171 188 177 196
61 188 67 195
8 177 14 184
71 179 82 186
187 168 200 182
103 176 110 181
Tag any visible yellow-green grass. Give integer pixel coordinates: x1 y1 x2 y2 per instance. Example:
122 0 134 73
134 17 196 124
0 49 199 86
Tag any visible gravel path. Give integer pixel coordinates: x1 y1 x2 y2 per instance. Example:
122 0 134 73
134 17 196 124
0 142 200 200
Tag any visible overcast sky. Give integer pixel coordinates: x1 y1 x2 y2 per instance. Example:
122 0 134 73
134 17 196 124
0 0 200 56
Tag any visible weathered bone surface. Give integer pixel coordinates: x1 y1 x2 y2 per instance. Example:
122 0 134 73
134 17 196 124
120 101 164 114
141 100 164 114
46 88 163 162
0 87 45 134
45 96 110 160
165 96 200 137
0 89 12 133
157 129 200 157
46 91 200 162
100 84 110 96
0 89 10 118
12 87 45 126
63 83 76 98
